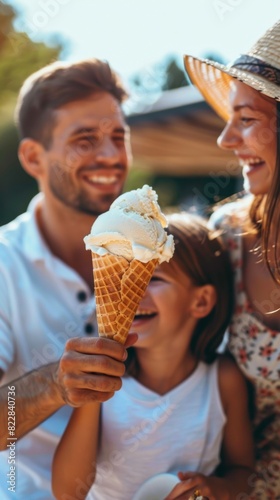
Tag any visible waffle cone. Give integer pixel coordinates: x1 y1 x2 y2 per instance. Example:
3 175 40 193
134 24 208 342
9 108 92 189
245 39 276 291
91 252 158 344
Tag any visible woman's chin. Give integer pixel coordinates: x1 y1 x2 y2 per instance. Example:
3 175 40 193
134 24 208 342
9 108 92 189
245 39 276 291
243 177 270 196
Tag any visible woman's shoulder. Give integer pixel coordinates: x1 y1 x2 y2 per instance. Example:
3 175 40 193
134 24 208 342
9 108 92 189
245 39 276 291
208 195 252 230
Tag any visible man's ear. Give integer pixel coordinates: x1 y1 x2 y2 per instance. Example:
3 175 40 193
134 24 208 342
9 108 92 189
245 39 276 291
191 285 217 319
18 138 45 179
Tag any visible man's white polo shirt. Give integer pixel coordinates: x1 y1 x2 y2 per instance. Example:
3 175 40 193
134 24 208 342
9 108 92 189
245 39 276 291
0 194 97 499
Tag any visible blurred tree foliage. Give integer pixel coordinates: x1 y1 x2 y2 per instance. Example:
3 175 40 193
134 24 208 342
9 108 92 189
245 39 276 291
161 57 189 91
129 52 225 96
0 0 62 225
0 3 61 106
129 54 189 98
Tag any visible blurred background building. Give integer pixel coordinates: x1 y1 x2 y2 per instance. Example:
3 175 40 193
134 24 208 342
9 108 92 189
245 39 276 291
126 84 242 213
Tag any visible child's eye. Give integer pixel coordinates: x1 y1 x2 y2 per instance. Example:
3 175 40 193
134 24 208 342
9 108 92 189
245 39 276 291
150 276 163 282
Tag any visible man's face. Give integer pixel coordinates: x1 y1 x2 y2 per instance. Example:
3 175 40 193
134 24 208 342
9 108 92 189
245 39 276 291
41 92 131 216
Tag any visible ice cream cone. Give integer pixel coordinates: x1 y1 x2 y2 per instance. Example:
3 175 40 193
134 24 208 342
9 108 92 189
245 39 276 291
84 186 174 343
91 252 158 344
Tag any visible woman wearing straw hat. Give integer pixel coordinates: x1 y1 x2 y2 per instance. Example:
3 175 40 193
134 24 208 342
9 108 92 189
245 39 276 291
184 20 280 499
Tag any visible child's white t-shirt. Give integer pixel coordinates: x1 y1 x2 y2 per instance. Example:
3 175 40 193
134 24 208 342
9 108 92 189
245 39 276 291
87 360 226 500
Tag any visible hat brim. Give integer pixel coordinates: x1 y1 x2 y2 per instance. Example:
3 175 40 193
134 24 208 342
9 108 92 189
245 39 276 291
184 55 280 122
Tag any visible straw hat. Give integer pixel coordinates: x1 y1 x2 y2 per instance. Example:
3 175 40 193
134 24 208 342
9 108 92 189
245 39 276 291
184 20 280 121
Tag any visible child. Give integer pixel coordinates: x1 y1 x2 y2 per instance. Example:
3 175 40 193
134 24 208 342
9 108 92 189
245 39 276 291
52 213 254 500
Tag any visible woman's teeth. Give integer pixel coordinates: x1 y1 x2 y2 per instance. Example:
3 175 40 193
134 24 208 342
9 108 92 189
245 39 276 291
241 157 263 166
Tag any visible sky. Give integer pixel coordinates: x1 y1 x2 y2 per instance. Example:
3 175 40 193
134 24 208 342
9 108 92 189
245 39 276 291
8 0 280 78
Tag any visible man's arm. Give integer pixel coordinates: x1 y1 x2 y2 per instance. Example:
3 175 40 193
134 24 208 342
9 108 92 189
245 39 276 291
0 336 133 449
0 363 63 450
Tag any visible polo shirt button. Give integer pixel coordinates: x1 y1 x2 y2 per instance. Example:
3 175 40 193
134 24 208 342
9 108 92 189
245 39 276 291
84 323 95 335
77 290 87 302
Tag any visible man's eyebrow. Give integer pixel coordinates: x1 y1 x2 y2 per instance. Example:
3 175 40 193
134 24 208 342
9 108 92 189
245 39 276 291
70 127 97 137
70 126 126 137
113 127 126 134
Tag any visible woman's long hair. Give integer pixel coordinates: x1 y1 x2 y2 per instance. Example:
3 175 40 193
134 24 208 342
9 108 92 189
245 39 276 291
261 101 280 282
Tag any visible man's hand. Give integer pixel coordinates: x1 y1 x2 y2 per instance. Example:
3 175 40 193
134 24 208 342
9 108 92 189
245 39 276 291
0 333 137 448
55 333 138 406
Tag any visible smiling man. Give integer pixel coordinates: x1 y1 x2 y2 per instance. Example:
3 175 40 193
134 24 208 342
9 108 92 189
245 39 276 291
0 59 133 499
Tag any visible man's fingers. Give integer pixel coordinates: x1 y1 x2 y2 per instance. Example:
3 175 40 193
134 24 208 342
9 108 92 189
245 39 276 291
56 335 135 406
62 372 123 392
60 351 126 377
65 336 126 360
60 372 123 406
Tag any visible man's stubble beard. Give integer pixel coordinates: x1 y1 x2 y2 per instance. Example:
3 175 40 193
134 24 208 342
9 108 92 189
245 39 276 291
48 163 123 216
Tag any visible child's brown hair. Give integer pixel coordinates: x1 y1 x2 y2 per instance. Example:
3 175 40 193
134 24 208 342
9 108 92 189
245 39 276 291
165 212 234 363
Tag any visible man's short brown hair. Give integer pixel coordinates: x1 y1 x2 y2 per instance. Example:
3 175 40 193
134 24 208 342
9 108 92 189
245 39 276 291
15 58 128 148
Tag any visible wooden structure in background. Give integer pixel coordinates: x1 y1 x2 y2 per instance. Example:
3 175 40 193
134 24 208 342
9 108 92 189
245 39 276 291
127 86 240 177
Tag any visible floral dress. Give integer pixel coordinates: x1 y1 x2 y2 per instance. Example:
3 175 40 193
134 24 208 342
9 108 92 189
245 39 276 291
213 207 280 499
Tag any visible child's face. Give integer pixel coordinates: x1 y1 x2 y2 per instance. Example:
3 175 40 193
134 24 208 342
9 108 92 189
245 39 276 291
131 262 199 350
